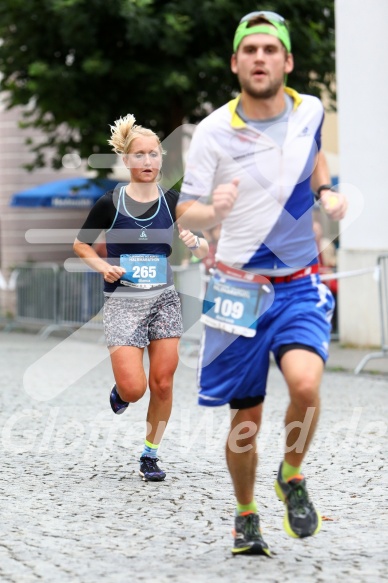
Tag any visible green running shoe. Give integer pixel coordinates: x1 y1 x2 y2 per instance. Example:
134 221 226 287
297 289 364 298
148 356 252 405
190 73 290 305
232 512 271 556
275 462 321 538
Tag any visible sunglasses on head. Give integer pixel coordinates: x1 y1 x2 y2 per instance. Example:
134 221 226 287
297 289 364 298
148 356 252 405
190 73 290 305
239 11 287 26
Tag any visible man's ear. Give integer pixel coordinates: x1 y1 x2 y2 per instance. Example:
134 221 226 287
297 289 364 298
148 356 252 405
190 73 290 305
231 53 238 74
285 52 294 75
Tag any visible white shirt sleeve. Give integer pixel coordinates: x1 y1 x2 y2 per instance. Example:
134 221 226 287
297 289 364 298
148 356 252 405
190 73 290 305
180 121 218 204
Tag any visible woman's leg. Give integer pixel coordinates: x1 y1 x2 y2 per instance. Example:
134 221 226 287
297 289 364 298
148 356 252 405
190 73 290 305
109 345 147 403
146 337 180 445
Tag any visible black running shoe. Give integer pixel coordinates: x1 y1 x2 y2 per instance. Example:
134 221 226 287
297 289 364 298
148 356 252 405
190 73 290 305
139 456 166 482
109 384 129 415
232 512 271 556
274 463 321 538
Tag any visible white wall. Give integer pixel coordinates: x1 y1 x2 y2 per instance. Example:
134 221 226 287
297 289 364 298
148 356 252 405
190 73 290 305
336 0 388 345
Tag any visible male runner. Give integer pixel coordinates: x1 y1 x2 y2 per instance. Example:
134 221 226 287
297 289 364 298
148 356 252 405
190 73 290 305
177 10 347 555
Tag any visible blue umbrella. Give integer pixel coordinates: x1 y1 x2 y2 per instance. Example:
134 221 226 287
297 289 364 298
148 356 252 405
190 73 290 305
10 177 119 208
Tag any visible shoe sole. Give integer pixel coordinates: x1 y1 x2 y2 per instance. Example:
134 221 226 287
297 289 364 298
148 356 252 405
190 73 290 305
274 480 322 538
231 544 271 556
139 471 166 482
111 404 128 415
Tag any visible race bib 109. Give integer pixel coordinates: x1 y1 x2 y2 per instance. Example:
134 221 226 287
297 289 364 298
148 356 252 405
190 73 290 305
201 275 273 337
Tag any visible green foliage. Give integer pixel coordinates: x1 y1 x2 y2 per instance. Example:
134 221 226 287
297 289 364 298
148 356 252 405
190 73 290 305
0 0 335 173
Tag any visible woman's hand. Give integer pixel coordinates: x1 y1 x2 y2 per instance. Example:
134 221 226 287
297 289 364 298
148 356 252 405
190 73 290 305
178 224 209 260
102 265 126 283
178 225 199 249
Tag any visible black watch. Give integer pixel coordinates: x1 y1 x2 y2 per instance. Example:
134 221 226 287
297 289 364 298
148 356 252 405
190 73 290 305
315 184 332 201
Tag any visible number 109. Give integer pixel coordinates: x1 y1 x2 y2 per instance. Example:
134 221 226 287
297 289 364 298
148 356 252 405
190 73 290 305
213 297 244 319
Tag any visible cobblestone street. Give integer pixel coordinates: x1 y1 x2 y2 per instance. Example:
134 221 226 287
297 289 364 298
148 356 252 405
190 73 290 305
0 331 387 582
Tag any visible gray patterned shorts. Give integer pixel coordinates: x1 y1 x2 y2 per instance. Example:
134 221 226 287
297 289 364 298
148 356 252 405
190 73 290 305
103 288 183 347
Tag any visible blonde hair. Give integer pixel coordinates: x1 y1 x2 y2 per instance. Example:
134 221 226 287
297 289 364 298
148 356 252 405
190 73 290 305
108 113 165 156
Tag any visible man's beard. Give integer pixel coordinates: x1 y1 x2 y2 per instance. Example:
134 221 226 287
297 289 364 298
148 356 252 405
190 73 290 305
239 74 283 100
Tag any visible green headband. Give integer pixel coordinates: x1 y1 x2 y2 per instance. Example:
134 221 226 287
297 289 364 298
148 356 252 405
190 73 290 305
233 21 291 53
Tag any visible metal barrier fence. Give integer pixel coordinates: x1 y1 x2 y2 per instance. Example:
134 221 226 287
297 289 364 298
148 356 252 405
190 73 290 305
13 263 60 328
355 253 388 373
11 263 104 338
57 270 104 332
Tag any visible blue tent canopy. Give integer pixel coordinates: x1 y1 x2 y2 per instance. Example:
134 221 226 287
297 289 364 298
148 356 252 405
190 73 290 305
10 177 119 208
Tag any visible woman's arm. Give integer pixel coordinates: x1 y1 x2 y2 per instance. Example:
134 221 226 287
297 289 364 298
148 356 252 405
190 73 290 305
73 193 125 283
73 238 125 283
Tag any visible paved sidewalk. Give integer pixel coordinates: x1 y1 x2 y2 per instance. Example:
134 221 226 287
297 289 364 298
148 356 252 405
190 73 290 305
0 331 387 583
327 340 388 375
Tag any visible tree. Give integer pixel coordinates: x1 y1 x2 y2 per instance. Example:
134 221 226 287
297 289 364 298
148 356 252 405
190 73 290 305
0 0 335 175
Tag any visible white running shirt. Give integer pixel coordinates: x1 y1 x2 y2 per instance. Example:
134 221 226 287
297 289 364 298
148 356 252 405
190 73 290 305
180 88 324 272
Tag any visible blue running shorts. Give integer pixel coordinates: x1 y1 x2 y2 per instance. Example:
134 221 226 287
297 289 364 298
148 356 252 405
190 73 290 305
197 275 334 407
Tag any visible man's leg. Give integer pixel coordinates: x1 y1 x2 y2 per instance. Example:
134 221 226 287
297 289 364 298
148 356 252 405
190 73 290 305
226 404 263 504
281 348 323 467
275 348 324 538
227 404 270 556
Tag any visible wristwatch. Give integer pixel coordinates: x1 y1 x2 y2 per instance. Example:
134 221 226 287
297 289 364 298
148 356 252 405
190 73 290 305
315 184 332 201
189 236 200 250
